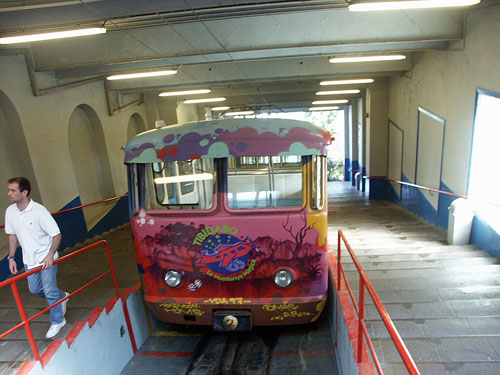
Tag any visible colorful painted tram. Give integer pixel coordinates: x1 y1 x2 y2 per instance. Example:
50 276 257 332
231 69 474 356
124 118 331 331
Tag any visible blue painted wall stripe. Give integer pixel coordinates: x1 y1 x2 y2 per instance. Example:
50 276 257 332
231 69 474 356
0 195 129 282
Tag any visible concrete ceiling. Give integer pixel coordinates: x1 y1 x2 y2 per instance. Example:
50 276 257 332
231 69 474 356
0 0 494 112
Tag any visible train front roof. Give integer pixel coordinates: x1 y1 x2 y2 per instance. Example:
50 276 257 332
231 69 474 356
124 117 332 164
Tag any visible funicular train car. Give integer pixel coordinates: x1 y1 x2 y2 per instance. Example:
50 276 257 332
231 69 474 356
124 118 331 331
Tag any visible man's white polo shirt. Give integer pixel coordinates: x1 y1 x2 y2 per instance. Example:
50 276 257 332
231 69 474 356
4 200 60 269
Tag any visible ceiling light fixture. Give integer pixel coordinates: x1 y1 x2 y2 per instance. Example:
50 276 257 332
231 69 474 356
107 70 177 80
211 106 230 111
320 79 374 85
349 0 480 12
329 55 406 63
316 90 360 95
224 111 255 116
159 89 211 97
309 106 340 111
183 97 226 104
0 27 106 44
312 100 349 105
154 173 214 184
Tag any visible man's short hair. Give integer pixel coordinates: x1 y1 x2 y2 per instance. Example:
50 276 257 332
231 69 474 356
8 177 31 196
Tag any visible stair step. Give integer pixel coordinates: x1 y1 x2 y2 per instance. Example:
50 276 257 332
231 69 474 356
366 316 500 339
342 285 500 304
342 274 500 292
341 257 499 271
331 245 479 256
363 299 500 321
340 251 491 263
345 264 500 280
334 240 448 249
370 336 500 364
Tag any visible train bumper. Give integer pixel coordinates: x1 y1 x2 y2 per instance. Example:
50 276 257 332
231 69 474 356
146 296 327 327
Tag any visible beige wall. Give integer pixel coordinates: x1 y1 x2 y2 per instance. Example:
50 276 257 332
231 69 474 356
388 4 500 195
0 54 147 254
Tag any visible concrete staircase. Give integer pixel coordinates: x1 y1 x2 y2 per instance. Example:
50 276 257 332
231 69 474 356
328 182 500 375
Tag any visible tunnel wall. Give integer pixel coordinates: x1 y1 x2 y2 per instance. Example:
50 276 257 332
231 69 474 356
0 53 150 281
384 4 500 255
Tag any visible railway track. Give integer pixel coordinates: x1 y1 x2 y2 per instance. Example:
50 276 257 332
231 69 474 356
186 330 277 375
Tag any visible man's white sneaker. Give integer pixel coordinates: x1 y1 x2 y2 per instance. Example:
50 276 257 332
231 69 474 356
46 319 66 339
61 292 69 316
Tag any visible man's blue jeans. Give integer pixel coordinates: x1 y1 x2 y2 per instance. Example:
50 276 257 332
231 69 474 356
25 264 65 325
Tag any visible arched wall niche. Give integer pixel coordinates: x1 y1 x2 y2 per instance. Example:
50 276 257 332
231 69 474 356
0 90 40 254
127 113 146 141
68 104 115 230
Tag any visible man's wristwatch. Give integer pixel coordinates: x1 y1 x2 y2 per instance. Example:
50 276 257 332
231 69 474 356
8 256 15 260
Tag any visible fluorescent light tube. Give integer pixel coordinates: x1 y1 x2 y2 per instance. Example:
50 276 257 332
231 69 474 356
211 106 230 111
0 27 106 44
316 90 360 95
312 100 349 104
159 89 211 97
329 55 406 63
320 79 374 85
224 111 255 116
349 0 480 11
309 106 340 111
184 97 226 104
107 70 177 80
154 173 213 184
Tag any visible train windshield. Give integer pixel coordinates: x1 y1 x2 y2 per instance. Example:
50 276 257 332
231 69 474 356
227 155 303 209
146 158 215 210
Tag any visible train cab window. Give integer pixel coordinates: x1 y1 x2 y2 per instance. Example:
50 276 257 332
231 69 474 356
146 159 215 210
227 156 303 209
312 155 325 210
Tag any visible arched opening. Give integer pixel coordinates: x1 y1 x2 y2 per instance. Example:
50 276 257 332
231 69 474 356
0 90 40 253
68 105 114 230
127 113 146 141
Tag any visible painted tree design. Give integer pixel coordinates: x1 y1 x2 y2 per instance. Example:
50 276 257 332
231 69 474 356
282 210 316 259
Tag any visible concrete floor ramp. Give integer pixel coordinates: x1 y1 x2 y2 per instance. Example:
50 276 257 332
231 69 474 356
329 181 500 375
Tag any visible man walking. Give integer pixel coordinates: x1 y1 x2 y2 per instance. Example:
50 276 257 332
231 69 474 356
5 177 68 339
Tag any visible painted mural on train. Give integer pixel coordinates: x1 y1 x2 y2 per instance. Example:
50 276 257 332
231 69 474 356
125 118 331 329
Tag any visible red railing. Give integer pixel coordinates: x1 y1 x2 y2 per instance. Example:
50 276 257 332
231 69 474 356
0 240 137 365
336 230 421 375
0 194 128 230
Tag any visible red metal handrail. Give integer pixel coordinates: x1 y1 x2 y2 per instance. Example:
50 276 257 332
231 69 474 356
0 194 128 230
337 230 421 375
0 240 137 365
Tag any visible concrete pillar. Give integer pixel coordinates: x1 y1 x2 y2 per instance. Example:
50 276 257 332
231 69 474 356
360 91 367 192
344 105 351 182
366 79 389 199
350 100 360 186
176 102 202 124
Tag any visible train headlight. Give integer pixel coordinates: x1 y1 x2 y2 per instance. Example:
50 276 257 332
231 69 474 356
164 270 182 288
274 269 293 288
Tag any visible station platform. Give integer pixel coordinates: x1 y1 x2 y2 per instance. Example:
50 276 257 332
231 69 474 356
3 181 499 374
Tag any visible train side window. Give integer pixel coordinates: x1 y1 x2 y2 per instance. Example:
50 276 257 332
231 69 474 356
146 159 215 210
227 156 303 209
127 164 140 214
312 155 325 210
